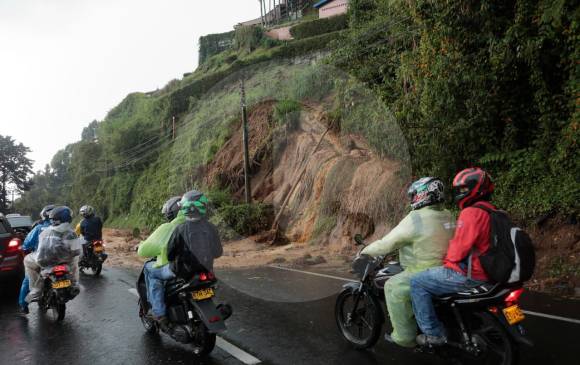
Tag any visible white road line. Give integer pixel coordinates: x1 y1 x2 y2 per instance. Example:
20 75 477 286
268 265 357 282
216 337 261 365
268 265 580 325
521 310 580 325
127 288 262 364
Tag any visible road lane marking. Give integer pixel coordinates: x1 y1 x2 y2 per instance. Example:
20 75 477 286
520 310 580 325
268 265 357 282
127 288 262 364
268 265 580 325
216 337 261 365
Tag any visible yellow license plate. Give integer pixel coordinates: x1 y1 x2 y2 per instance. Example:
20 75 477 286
52 280 72 289
94 246 104 252
503 304 525 325
192 288 214 301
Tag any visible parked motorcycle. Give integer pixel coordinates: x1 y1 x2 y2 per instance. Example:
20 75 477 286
79 240 107 276
136 262 233 356
38 263 80 321
335 234 532 365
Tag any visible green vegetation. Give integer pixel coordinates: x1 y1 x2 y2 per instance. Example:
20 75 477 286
332 0 579 219
16 0 578 231
0 135 33 213
290 14 348 39
198 31 235 64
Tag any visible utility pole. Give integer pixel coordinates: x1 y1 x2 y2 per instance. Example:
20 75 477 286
172 116 176 140
240 78 252 204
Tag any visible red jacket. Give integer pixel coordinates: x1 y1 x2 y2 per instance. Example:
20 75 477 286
444 201 495 281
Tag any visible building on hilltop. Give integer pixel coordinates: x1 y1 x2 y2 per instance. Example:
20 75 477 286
313 0 349 19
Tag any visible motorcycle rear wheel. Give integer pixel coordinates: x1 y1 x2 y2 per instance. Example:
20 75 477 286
47 302 66 321
460 312 517 365
91 263 102 276
191 323 216 356
335 288 383 349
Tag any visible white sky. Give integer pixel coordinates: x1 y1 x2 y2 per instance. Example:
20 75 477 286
0 0 260 171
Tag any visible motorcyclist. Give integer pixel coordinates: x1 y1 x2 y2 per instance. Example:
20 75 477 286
24 206 82 304
18 204 55 314
361 177 453 348
138 196 186 331
410 167 495 346
79 205 103 256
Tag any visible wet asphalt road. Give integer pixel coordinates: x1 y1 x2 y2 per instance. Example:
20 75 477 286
1 265 579 365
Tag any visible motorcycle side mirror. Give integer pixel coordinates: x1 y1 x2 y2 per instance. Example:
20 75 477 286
354 234 365 246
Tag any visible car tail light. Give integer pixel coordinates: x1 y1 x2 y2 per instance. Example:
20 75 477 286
505 288 525 304
6 238 21 253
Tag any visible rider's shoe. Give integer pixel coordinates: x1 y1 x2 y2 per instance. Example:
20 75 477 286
19 305 29 315
156 316 173 334
384 333 396 344
417 334 447 347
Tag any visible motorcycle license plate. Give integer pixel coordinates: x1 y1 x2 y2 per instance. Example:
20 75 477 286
503 304 525 325
52 280 72 289
94 246 103 252
192 288 214 301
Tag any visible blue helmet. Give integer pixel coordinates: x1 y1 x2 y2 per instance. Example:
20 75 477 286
49 206 73 225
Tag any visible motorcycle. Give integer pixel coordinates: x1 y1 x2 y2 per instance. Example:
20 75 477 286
79 240 107 276
38 263 80 321
136 261 233 356
335 234 532 365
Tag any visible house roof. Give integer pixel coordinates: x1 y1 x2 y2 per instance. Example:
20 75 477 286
313 0 334 9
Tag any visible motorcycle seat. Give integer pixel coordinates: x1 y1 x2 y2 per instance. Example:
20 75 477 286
435 283 501 302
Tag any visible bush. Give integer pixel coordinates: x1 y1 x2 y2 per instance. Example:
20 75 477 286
290 14 348 40
199 31 235 64
273 100 302 130
216 203 274 236
235 26 264 52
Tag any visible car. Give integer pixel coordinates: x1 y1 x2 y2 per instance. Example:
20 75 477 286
5 213 33 239
0 213 25 281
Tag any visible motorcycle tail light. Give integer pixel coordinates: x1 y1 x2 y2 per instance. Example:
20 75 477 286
199 272 208 281
209 315 221 323
52 265 68 276
207 272 215 280
505 288 524 304
6 238 21 253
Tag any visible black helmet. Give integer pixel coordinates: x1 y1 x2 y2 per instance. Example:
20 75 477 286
162 196 182 221
407 177 445 210
40 204 56 220
49 206 73 225
179 190 208 217
79 205 95 218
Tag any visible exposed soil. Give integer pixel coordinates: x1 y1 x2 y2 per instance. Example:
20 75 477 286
101 228 350 273
102 99 580 297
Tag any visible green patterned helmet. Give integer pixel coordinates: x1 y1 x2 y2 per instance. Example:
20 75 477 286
179 190 209 217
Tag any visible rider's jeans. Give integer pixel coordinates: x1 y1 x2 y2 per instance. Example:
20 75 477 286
410 267 484 338
144 261 175 317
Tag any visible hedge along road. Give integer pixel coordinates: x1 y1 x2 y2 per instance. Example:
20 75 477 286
1 265 578 365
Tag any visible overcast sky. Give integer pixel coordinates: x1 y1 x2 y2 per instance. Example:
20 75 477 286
0 0 260 171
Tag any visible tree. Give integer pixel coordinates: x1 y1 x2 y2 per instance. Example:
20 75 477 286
0 135 33 212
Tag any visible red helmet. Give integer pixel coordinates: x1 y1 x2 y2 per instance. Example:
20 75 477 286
452 167 494 209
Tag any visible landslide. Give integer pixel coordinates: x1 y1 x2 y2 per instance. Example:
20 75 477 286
205 100 406 253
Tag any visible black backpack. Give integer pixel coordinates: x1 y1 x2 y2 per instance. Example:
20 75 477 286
474 204 536 284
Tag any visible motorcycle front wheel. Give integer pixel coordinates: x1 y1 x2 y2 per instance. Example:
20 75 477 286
335 288 383 349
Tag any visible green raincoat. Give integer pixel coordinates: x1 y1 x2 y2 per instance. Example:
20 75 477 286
361 205 453 347
137 211 186 268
